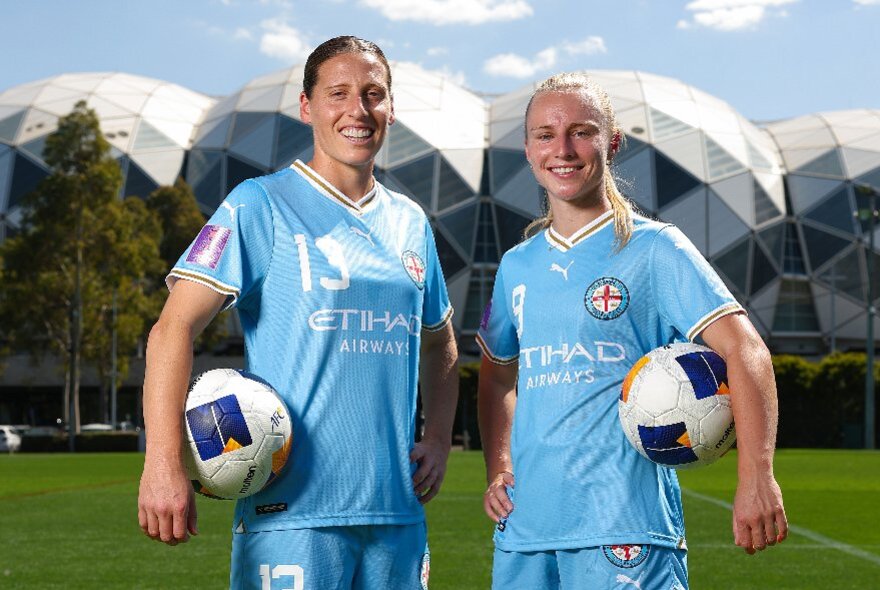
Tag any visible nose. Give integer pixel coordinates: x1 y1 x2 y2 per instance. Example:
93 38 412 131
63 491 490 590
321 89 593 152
347 94 370 118
553 135 576 160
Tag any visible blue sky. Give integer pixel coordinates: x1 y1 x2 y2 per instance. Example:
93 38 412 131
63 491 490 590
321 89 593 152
4 0 879 121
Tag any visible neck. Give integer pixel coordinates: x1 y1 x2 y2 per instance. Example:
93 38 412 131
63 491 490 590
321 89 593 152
548 193 612 238
307 154 375 200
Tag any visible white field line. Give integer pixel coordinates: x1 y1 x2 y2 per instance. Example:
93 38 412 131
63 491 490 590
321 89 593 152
682 488 880 567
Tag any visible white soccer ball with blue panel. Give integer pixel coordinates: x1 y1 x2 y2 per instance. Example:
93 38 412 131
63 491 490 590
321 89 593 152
183 368 293 499
618 343 735 469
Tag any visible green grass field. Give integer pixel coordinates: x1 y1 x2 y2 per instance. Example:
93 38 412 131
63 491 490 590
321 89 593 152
1 450 878 589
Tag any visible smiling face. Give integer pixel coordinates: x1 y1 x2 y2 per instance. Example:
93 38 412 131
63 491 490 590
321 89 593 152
300 51 394 175
524 89 613 208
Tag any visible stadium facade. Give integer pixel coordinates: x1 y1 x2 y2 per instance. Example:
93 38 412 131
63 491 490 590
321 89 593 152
1 65 879 385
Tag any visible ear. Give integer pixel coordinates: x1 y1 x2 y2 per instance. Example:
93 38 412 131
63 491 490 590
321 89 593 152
608 130 621 160
299 91 311 124
387 94 395 126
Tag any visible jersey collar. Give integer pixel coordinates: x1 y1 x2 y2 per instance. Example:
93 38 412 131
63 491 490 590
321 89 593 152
544 210 614 252
291 160 378 215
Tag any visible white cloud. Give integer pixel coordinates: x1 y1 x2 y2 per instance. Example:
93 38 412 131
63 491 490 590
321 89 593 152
854 0 880 5
233 27 254 41
483 36 606 79
259 18 311 62
358 0 533 25
680 0 798 31
562 36 607 56
427 46 449 56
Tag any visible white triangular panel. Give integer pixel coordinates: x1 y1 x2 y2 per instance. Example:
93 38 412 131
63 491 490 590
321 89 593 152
101 92 149 113
811 283 865 336
786 175 843 214
603 81 645 103
766 115 825 135
53 76 103 93
697 104 740 135
710 172 754 226
490 119 524 148
34 85 86 105
706 132 749 167
831 126 878 145
491 86 536 121
37 97 83 117
753 171 786 213
640 80 691 103
18 110 58 143
830 307 879 342
616 106 650 142
102 116 138 152
280 86 302 115
782 147 830 171
399 110 484 150
655 130 706 181
238 86 284 112
848 133 880 152
771 126 836 150
144 118 194 148
87 96 134 119
95 79 146 96
440 149 483 192
130 149 185 185
841 147 880 178
822 110 880 128
651 100 702 130
142 97 205 124
0 85 44 106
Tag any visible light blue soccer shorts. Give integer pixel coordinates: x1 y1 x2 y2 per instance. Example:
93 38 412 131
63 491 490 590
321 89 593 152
230 523 429 590
493 544 687 590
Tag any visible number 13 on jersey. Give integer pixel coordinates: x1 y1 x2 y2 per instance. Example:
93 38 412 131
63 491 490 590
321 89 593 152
294 233 350 292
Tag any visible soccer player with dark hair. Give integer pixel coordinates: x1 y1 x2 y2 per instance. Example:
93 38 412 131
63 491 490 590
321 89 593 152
138 36 458 589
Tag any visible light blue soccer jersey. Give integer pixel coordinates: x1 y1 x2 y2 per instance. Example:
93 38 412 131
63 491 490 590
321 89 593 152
170 160 452 532
477 210 742 552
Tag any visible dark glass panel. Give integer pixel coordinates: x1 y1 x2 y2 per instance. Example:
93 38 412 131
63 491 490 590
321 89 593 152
753 180 780 224
275 116 313 169
800 223 852 272
803 186 855 235
436 159 473 210
750 240 777 295
796 150 844 177
433 228 467 279
8 154 48 209
473 202 499 263
438 203 478 260
226 156 263 194
782 222 806 275
654 151 701 209
713 238 750 293
389 153 435 209
123 161 158 200
772 279 819 332
494 203 532 253
490 149 527 193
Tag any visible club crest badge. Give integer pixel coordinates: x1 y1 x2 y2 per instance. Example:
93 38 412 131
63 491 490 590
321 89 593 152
402 250 426 289
585 276 629 320
603 544 650 568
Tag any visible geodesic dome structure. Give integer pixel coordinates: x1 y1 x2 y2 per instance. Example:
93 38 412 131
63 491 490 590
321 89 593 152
764 110 880 347
486 71 789 338
0 72 214 239
186 61 488 325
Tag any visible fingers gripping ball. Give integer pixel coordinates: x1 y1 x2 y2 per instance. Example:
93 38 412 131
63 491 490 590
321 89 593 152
184 368 293 499
619 343 735 469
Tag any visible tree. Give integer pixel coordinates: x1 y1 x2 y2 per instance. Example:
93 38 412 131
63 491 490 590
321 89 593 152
145 177 228 350
0 101 163 434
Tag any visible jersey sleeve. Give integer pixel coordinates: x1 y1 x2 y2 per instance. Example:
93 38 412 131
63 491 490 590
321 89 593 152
475 262 519 365
650 225 744 341
421 220 453 331
166 179 274 311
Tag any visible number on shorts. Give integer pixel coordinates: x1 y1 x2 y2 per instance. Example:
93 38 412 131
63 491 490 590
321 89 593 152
258 564 304 590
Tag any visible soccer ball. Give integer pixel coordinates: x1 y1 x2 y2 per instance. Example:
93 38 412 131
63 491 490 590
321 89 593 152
618 343 735 469
183 368 293 499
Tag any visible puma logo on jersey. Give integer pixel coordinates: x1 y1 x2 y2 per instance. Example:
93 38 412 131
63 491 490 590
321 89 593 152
549 261 573 280
616 574 643 588
350 226 375 247
221 202 246 221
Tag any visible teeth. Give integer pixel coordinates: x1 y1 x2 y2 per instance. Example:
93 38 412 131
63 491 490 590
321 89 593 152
551 167 577 174
341 128 373 138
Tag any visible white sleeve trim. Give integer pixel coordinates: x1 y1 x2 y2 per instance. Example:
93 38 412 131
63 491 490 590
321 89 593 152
167 268 239 311
686 302 746 341
422 306 454 332
475 333 519 366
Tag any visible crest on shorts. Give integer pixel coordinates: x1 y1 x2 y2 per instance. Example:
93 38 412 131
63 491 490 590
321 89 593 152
585 276 629 320
402 250 426 289
602 544 650 568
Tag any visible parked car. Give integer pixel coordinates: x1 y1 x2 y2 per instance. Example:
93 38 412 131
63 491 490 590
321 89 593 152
23 425 64 437
0 425 22 452
81 423 114 432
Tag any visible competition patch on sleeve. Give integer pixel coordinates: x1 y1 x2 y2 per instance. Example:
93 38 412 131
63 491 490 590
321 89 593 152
186 225 231 270
480 299 493 331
